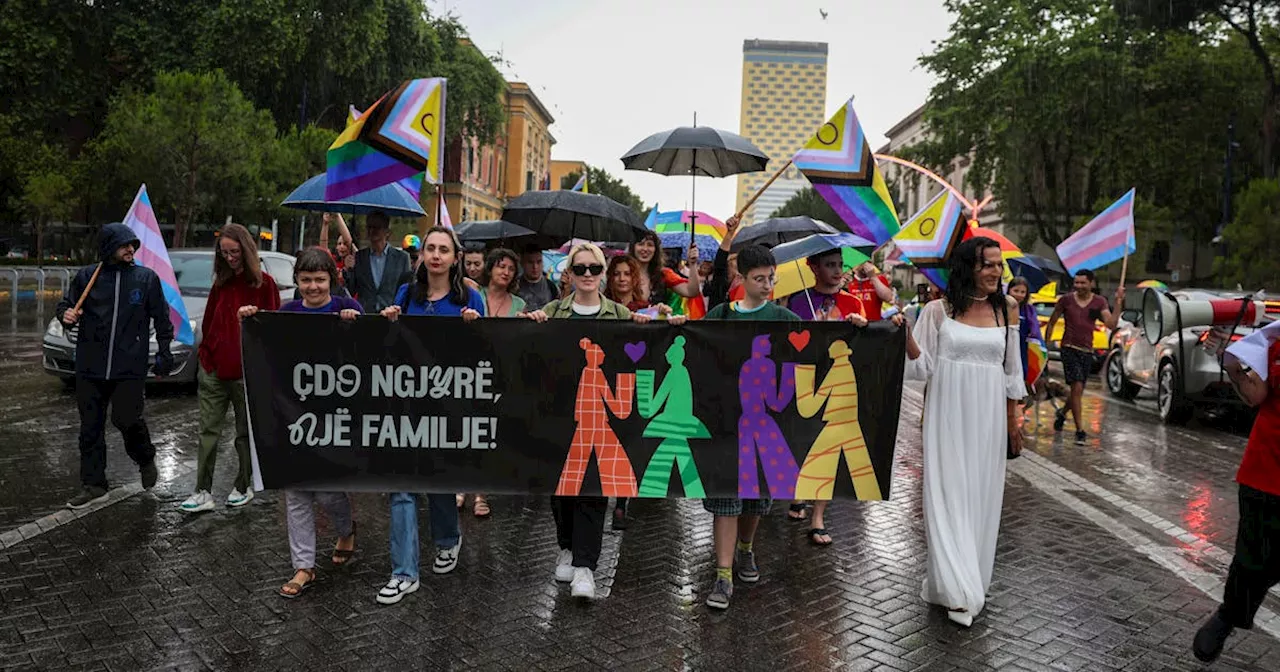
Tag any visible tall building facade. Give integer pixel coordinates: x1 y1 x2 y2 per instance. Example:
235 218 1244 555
504 82 556 197
735 40 829 225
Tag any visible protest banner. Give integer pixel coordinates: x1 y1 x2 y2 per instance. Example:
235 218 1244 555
243 314 905 500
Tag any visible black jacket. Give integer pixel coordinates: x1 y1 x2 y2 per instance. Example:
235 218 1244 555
55 223 174 380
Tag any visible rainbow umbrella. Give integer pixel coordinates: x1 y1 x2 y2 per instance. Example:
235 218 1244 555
1138 279 1168 291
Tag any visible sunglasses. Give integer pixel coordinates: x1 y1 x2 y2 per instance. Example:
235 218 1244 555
571 264 605 277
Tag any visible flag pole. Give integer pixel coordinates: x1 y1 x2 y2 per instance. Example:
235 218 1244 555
734 159 794 222
72 263 103 312
690 112 697 260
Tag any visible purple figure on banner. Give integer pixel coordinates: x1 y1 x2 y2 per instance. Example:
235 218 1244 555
737 335 799 499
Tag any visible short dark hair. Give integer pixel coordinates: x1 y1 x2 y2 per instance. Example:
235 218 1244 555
1075 268 1096 282
736 244 776 276
806 248 841 266
367 212 390 229
294 247 338 287
482 247 521 291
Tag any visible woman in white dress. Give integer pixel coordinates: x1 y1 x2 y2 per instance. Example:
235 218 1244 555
905 237 1026 627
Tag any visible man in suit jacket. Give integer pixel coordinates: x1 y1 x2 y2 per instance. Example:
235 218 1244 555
352 212 411 313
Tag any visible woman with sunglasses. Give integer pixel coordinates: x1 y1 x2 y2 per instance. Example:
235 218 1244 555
526 243 682 599
375 226 485 606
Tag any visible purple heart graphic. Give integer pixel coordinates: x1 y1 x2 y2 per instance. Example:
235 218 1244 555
624 342 646 363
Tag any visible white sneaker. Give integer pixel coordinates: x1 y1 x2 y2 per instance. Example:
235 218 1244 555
570 567 595 599
179 491 214 513
432 538 462 575
376 577 419 605
227 489 254 507
554 549 574 583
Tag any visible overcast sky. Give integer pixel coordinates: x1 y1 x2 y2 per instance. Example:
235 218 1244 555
444 0 954 216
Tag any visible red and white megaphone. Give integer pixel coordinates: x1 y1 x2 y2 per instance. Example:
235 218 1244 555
1141 287 1266 345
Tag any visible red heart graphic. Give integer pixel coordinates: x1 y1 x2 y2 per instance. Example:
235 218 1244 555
788 330 811 352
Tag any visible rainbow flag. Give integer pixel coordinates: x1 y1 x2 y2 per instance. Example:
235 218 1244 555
570 173 588 192
1056 188 1136 275
325 95 420 201
793 98 900 245
122 185 194 346
326 78 446 202
893 190 966 267
1026 338 1048 387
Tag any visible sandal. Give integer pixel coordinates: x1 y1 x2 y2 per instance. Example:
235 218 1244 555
473 497 491 518
787 503 809 521
807 528 832 546
332 522 357 566
279 568 315 599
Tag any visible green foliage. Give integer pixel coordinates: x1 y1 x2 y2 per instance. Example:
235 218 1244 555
1217 178 1280 289
21 165 74 262
771 187 840 226
559 166 647 213
915 0 1266 283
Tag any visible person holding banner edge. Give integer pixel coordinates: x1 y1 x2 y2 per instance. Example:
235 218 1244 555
376 226 484 605
239 248 360 598
181 224 279 514
525 242 682 600
56 223 174 509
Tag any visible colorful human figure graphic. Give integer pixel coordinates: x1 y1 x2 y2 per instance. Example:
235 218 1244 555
737 335 800 499
556 338 638 497
636 336 709 498
794 339 883 500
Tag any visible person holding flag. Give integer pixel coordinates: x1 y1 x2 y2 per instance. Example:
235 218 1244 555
56 221 175 509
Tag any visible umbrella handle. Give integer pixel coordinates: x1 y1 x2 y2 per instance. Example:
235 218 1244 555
734 160 793 222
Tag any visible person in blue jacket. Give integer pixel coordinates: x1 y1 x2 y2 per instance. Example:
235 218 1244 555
55 223 174 509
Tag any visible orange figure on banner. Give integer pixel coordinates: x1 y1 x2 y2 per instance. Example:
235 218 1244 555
556 338 638 497
793 340 883 500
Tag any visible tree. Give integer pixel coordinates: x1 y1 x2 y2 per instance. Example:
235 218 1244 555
770 187 840 224
559 166 646 213
1117 0 1280 177
85 70 280 247
21 168 74 265
1217 178 1280 289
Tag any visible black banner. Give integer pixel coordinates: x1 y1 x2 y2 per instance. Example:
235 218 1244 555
243 314 905 500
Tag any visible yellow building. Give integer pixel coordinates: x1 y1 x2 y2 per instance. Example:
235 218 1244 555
735 40 829 225
550 159 587 190
503 82 556 198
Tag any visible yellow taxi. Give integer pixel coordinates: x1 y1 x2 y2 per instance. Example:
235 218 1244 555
1030 286 1111 372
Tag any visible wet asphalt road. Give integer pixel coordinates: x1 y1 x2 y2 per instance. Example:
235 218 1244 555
0 297 1277 671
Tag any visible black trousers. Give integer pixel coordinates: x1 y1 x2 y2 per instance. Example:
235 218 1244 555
552 496 607 570
1219 484 1280 629
76 378 155 489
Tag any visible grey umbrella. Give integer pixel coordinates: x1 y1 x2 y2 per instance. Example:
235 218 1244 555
729 216 839 252
501 190 648 246
620 126 769 178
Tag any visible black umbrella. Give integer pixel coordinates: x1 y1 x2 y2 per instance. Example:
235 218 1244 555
501 190 648 246
454 220 536 243
620 126 769 178
730 216 839 252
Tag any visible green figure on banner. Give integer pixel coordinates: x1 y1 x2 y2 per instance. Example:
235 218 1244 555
636 335 709 497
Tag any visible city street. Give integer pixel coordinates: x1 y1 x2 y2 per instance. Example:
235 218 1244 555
1 297 1278 672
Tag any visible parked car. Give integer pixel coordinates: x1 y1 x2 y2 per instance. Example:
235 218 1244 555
43 250 296 386
1104 289 1277 425
1030 296 1112 373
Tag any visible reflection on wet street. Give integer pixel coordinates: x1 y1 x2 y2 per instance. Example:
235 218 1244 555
0 297 1276 671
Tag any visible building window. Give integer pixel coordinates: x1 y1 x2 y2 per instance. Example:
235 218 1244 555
1146 241 1171 274
526 171 534 191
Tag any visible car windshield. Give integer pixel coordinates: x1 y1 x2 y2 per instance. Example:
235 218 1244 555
171 253 215 296
1034 303 1056 318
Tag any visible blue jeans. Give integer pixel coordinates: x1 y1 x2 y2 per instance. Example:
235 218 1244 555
389 493 461 581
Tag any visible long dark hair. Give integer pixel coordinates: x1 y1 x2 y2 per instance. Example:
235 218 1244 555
629 229 669 303
213 223 263 288
412 226 470 306
481 247 521 293
944 237 1007 322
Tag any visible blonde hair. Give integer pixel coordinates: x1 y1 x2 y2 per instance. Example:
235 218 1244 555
567 242 606 269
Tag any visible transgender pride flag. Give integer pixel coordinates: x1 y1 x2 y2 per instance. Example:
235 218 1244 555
1056 188 1137 275
123 185 194 345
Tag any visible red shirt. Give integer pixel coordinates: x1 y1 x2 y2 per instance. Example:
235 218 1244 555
1057 294 1107 350
846 275 888 321
198 272 280 380
1240 340 1280 496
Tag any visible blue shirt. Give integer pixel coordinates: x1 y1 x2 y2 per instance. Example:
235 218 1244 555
280 296 364 314
369 246 388 288
393 284 486 317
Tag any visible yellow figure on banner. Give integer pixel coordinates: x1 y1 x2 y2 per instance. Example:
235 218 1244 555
793 340 882 500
